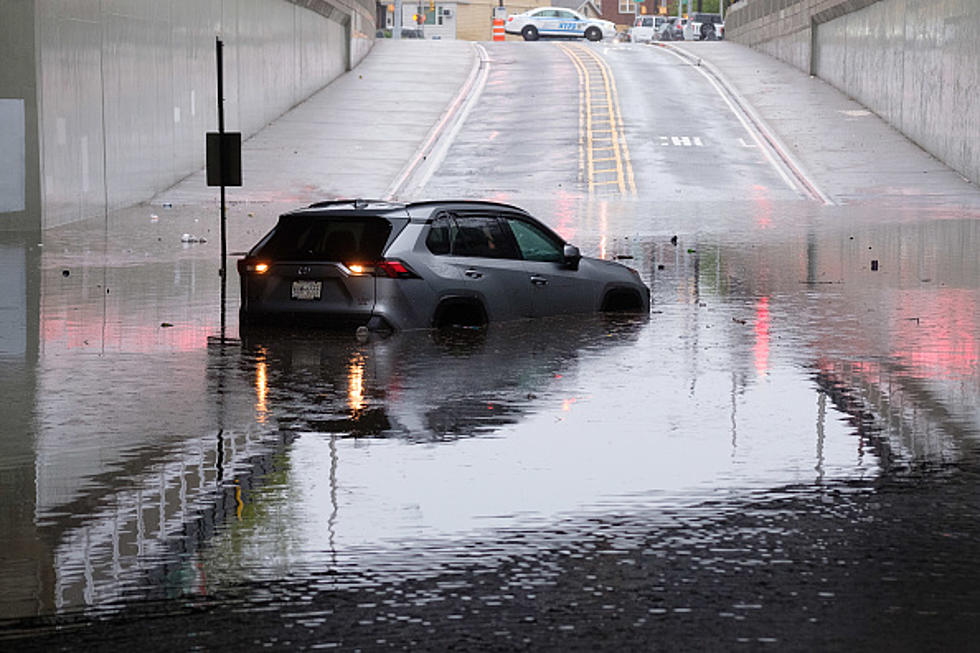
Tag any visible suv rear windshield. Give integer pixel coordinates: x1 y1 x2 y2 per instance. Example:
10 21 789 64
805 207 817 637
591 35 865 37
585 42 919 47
694 13 722 24
254 216 394 263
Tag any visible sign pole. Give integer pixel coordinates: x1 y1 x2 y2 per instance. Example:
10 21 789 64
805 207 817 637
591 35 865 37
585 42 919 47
207 37 241 338
216 37 228 337
216 37 227 288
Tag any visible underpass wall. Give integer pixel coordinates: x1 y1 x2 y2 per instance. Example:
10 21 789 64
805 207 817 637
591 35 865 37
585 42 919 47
726 0 980 188
0 0 375 231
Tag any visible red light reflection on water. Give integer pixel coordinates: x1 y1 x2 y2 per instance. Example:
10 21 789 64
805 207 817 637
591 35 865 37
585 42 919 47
754 296 771 375
551 189 579 244
893 289 978 379
41 309 213 353
752 185 772 229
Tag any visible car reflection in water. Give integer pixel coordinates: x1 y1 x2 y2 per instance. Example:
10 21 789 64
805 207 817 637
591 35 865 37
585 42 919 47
239 314 646 443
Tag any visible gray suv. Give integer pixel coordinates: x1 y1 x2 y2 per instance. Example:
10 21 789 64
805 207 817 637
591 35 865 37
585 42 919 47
238 199 650 331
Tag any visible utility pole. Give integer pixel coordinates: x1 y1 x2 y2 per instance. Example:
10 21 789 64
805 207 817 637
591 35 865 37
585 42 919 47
394 0 403 38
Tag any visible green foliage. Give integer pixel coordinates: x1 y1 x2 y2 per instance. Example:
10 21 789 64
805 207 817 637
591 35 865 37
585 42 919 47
651 0 724 15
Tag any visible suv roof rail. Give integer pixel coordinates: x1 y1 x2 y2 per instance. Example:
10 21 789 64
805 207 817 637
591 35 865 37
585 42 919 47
306 198 403 210
404 199 528 212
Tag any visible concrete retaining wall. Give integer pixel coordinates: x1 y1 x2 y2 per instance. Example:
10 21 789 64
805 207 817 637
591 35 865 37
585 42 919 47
0 0 375 231
726 0 980 188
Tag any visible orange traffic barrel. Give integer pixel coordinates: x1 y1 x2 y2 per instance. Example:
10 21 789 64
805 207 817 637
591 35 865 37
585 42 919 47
492 18 505 41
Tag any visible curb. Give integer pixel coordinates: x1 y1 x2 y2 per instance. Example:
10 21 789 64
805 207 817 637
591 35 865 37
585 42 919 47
384 43 491 200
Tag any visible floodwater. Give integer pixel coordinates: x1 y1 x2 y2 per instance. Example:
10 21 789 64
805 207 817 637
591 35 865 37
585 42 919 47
1 197 979 648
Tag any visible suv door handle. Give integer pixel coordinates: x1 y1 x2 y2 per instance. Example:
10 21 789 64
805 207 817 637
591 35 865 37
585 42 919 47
530 275 549 286
464 268 483 279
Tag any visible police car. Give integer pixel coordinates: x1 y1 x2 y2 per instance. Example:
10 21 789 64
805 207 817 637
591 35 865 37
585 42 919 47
505 7 617 42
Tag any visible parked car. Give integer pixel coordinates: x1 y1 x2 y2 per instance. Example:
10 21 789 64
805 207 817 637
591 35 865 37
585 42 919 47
505 7 617 42
238 199 650 331
657 17 687 41
684 12 724 40
629 15 667 43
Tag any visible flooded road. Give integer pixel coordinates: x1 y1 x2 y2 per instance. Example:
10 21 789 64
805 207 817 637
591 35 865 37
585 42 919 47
3 37 980 650
2 195 979 649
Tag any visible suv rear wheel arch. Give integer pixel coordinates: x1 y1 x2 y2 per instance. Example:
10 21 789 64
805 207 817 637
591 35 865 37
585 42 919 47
432 297 488 328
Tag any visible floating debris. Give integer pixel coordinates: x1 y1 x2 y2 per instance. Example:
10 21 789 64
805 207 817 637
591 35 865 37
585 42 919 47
355 326 370 343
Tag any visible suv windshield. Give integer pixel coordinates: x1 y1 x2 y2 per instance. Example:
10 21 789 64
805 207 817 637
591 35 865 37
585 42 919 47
254 216 393 263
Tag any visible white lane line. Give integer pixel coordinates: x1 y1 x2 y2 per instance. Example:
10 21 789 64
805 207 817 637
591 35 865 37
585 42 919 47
662 136 705 147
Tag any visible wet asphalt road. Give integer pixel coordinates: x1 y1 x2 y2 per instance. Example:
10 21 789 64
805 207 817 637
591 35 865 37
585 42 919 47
2 40 980 651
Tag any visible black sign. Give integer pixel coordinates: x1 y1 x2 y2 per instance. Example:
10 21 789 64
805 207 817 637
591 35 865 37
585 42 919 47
206 131 242 187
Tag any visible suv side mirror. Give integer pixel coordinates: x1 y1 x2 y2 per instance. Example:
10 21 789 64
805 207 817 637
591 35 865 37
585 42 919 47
563 244 581 270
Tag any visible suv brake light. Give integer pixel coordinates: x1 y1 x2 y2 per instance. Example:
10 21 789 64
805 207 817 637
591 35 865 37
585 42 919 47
345 259 419 279
376 259 420 279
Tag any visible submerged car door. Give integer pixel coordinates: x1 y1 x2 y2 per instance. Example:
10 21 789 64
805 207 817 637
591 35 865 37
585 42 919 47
501 214 599 317
442 213 533 321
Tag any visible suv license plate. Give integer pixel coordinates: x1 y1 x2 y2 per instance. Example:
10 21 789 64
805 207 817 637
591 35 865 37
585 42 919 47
291 280 322 300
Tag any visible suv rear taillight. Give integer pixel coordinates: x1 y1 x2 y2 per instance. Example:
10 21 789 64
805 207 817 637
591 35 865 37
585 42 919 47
376 259 420 279
345 259 420 279
239 259 270 274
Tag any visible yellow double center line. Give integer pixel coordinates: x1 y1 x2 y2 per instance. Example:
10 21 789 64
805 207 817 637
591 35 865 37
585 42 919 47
559 43 636 196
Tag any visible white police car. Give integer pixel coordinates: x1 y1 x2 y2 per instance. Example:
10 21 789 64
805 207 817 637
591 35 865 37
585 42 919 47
505 7 617 42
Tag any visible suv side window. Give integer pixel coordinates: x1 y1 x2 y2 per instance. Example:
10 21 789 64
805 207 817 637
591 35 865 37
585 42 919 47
505 217 564 263
453 215 520 259
426 215 453 255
